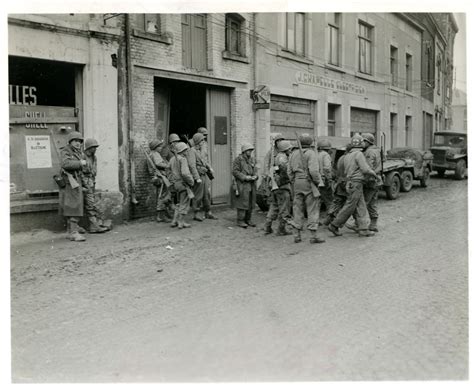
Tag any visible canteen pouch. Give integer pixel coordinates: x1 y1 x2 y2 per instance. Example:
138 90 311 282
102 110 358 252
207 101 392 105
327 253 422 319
53 174 66 189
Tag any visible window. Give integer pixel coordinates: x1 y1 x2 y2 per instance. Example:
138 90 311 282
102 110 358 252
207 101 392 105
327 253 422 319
328 104 338 136
436 54 442 95
225 14 244 56
358 21 373 74
328 13 340 66
390 46 398 86
182 14 207 70
284 13 305 56
405 115 412 146
390 113 397 149
405 53 413 91
142 14 161 34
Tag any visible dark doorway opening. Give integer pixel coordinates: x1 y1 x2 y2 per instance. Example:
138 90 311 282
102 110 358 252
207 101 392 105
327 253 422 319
166 79 206 141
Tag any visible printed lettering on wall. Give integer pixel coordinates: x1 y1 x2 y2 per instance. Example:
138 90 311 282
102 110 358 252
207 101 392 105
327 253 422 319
9 85 37 105
25 135 52 169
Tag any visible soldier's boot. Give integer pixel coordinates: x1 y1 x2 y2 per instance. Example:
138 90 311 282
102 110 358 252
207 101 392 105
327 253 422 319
67 219 86 242
277 221 291 236
293 229 302 243
369 218 379 232
264 220 273 234
309 230 326 244
178 214 191 229
345 221 359 232
165 207 174 220
358 229 375 237
328 223 343 237
157 210 171 223
193 211 204 222
170 210 179 228
96 218 112 231
245 211 256 227
321 215 334 226
204 211 218 220
237 209 248 228
88 217 108 233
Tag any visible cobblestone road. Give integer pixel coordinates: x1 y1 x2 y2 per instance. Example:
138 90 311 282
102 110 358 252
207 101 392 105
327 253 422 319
10 176 468 382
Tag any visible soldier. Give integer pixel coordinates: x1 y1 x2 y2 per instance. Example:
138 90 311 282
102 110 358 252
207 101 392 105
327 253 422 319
263 140 292 235
327 134 377 237
192 132 218 220
196 127 210 166
59 131 88 241
169 142 195 229
184 136 204 221
148 139 173 223
82 138 111 234
316 139 334 224
262 133 285 178
288 134 325 244
232 143 258 228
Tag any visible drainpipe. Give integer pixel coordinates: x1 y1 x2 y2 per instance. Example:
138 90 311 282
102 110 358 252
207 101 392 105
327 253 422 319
125 14 138 205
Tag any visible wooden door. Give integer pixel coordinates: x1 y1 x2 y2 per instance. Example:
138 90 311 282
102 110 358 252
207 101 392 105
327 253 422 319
181 14 207 70
208 88 231 204
154 83 170 140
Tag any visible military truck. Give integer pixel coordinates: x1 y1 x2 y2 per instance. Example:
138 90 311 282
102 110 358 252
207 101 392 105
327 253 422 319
430 130 467 180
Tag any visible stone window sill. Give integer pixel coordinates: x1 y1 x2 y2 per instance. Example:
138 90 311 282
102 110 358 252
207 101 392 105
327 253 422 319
324 63 346 74
277 49 314 65
132 29 172 45
222 51 250 64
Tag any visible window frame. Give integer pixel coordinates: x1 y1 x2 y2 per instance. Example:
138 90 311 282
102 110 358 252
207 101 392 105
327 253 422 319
143 14 161 34
328 104 337 137
405 53 413 91
358 21 373 75
225 13 245 56
284 12 306 57
405 115 412 146
390 46 398 86
328 13 340 66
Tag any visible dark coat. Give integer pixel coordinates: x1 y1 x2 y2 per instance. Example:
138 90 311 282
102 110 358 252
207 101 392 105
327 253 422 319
59 144 85 217
232 153 258 210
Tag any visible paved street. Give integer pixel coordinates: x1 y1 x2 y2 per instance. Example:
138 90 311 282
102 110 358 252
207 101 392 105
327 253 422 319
10 176 468 382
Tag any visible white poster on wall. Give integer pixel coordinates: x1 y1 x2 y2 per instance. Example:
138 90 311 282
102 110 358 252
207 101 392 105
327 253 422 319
25 135 52 169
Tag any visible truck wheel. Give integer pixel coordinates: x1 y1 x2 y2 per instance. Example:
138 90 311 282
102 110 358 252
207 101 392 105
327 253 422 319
385 172 401 200
454 160 467 180
437 169 446 177
420 168 430 188
400 171 414 192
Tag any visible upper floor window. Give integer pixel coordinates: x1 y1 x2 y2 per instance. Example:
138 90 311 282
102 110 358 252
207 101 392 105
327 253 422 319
182 14 207 70
390 46 398 86
142 14 161 34
284 13 305 56
328 13 340 66
405 53 413 91
358 21 373 75
225 14 245 56
436 54 442 95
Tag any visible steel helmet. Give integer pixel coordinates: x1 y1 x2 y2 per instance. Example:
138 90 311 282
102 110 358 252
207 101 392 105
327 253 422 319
351 133 364 148
192 133 205 145
169 134 180 143
317 139 332 150
278 140 292 152
362 133 375 145
197 127 209 136
149 139 164 150
175 142 189 154
67 131 84 144
273 133 284 142
241 143 255 153
84 138 99 150
299 133 313 147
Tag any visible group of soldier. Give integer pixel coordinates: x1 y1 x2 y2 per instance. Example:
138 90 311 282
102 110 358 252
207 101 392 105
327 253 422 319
238 132 383 244
58 125 382 244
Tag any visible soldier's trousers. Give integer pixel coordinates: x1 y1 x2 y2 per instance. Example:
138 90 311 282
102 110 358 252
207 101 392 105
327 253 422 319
176 190 191 216
364 186 379 219
156 184 172 211
319 184 334 210
192 175 206 212
266 189 291 225
293 190 320 231
202 175 211 212
331 181 368 230
83 178 102 219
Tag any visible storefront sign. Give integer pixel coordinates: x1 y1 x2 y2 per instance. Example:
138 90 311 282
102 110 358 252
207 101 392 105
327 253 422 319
295 72 366 95
251 85 271 109
24 111 48 129
25 135 52 169
9 85 37 105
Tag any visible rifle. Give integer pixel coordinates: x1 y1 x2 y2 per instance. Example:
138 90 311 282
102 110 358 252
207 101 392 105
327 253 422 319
380 132 386 183
268 136 279 191
141 146 171 188
294 131 320 197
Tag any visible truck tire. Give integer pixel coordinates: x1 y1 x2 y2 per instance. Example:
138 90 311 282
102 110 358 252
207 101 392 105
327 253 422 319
420 168 430 188
400 170 414 192
454 160 467 180
437 169 446 177
384 172 401 200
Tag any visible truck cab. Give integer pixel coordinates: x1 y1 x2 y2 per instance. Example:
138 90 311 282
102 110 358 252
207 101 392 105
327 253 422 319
430 131 467 180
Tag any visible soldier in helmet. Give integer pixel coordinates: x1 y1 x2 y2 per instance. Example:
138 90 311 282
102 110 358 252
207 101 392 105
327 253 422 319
196 127 210 166
232 143 259 228
82 138 111 233
148 139 173 223
288 134 325 244
169 142 195 229
263 140 293 235
346 133 383 233
327 133 377 237
59 131 88 241
263 133 285 178
316 139 334 224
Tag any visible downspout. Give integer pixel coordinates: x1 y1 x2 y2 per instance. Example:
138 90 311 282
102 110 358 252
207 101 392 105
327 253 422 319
253 13 258 154
125 14 138 205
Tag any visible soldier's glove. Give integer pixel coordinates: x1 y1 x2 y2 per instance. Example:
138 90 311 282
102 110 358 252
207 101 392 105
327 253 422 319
196 178 202 184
